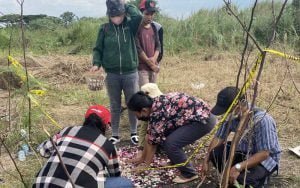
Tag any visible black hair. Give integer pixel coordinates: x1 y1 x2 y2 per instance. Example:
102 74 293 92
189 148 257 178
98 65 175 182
127 91 153 112
83 113 106 135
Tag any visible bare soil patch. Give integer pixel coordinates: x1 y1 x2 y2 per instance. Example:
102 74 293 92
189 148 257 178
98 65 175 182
0 52 299 187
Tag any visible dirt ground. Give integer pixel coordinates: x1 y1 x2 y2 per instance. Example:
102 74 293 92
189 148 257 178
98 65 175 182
0 51 299 187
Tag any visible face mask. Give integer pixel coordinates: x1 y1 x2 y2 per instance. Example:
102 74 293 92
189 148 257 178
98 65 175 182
110 15 125 25
138 116 150 121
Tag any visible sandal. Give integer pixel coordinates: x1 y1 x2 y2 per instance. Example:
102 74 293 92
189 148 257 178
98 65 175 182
172 174 198 184
109 136 120 145
130 134 139 145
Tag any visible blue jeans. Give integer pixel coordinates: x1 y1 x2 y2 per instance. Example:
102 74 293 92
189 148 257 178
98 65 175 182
104 177 133 188
105 72 139 137
161 115 216 178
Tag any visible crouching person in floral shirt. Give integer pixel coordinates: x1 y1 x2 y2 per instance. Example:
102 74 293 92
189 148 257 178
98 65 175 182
127 92 217 184
33 105 133 188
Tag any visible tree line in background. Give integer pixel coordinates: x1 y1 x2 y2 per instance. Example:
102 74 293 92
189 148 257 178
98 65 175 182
0 0 299 55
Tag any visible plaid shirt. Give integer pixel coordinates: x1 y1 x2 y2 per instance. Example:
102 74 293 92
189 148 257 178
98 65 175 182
33 125 120 188
216 109 281 172
147 92 211 145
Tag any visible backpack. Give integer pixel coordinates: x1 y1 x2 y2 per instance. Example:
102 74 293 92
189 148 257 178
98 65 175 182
151 21 164 62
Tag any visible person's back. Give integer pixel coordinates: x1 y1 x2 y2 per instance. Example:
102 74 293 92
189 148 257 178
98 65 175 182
33 125 119 187
33 105 133 188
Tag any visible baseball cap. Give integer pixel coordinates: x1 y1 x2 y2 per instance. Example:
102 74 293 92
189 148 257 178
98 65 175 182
141 83 163 98
139 0 158 12
106 0 125 17
211 87 244 115
85 105 111 125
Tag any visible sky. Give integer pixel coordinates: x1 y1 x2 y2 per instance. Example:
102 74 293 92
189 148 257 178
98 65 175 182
0 0 254 19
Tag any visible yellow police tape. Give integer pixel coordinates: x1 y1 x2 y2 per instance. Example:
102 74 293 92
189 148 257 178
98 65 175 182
8 56 43 86
7 49 299 171
138 49 299 172
264 49 300 61
8 56 62 136
28 94 62 129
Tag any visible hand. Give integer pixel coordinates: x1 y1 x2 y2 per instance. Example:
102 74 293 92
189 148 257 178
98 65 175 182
90 65 100 72
150 64 159 73
200 160 209 179
149 56 158 65
131 163 149 174
229 166 240 185
126 157 144 165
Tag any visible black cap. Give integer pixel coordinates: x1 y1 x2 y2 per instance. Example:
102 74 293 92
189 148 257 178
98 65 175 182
106 0 125 17
145 0 158 12
211 86 244 115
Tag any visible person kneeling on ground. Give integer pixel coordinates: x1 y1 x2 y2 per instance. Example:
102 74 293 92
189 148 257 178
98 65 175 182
201 86 281 188
127 83 163 162
127 91 217 184
33 105 133 188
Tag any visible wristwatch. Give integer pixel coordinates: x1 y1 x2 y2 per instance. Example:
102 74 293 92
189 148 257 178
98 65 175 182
234 163 242 172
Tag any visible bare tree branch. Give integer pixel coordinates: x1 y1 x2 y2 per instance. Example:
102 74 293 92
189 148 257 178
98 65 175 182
251 0 288 109
221 1 289 187
223 0 263 53
0 137 27 187
221 110 251 188
17 0 32 140
49 137 76 188
236 0 258 88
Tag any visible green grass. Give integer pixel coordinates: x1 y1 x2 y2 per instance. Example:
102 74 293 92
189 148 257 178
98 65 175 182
0 1 299 56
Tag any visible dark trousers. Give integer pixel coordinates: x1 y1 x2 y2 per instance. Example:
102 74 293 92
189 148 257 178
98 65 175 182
210 143 277 188
161 115 216 178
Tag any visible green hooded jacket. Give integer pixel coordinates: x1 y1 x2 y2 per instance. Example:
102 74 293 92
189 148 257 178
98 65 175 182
92 4 142 74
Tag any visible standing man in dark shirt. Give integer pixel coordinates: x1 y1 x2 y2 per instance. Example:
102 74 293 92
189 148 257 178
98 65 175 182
136 0 163 87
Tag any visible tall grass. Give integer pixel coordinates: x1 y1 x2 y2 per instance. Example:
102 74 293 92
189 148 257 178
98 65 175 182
0 1 298 55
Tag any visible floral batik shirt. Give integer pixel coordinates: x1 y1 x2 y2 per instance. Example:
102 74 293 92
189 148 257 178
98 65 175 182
147 92 211 145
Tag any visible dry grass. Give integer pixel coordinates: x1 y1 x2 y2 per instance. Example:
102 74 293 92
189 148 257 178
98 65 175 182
0 51 299 187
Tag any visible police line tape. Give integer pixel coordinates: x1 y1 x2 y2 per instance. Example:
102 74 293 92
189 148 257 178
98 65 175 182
7 49 299 171
138 49 299 172
7 56 62 137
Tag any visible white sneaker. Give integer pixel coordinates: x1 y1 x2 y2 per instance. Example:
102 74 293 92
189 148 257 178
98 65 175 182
109 137 120 145
130 135 139 145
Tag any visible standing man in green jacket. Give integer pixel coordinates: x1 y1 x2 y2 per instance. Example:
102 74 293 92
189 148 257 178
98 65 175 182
90 0 143 145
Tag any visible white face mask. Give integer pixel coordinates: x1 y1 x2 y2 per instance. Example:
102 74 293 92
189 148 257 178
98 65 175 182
110 15 125 25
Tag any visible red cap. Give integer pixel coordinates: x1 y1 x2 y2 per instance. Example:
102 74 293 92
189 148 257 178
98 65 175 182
85 105 111 125
139 0 146 11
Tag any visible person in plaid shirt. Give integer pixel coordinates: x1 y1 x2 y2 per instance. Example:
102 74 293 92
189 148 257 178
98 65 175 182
127 91 217 184
33 105 133 188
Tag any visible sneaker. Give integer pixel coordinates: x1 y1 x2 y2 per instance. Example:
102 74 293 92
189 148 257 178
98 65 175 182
172 174 199 184
130 134 139 145
109 136 120 145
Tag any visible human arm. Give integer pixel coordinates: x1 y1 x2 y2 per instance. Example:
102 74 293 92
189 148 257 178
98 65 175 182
126 4 143 36
135 35 159 72
91 25 105 72
149 28 161 65
132 135 157 173
139 51 159 72
201 136 225 177
229 151 270 184
107 146 121 177
157 26 163 62
37 128 66 158
149 50 160 66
